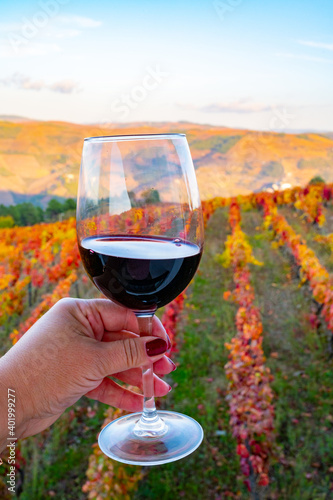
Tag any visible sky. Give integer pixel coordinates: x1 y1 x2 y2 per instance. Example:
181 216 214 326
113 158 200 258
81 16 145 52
0 0 332 131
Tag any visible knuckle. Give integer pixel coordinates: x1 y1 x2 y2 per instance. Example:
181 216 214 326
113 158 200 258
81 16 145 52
98 380 110 402
123 338 140 367
56 297 75 309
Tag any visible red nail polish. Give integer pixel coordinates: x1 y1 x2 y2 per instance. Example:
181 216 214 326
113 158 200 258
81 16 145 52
168 384 172 392
168 358 177 371
146 338 167 356
166 335 172 350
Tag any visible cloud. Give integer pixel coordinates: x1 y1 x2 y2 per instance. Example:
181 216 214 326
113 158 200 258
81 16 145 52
48 79 81 94
0 41 61 57
0 14 102 58
179 99 271 114
0 22 23 33
0 15 102 34
45 28 81 39
57 15 102 28
276 52 333 64
297 40 333 51
0 73 81 94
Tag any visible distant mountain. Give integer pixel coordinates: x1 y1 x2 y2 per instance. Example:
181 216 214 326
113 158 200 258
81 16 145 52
0 115 37 123
0 191 65 207
0 118 332 206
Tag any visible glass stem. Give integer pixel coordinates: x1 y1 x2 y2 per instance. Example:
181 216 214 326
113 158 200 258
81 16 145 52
133 314 168 438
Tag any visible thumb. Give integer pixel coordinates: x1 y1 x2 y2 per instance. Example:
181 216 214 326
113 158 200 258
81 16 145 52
95 336 168 376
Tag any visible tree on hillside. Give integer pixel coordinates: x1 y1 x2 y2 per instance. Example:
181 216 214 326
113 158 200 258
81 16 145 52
309 176 325 185
63 198 76 212
19 203 44 226
0 203 43 226
142 188 160 205
46 199 63 219
45 198 76 220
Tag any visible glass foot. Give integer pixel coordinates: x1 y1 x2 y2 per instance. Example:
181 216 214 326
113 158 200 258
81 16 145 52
98 410 204 466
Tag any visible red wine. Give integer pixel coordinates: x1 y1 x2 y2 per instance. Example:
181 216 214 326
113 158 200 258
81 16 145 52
79 236 202 313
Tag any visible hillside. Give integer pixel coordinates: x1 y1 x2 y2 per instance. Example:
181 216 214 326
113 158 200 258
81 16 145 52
0 119 333 205
2 190 333 498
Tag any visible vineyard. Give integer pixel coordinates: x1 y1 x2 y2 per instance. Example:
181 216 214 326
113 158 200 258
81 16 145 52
1 182 333 499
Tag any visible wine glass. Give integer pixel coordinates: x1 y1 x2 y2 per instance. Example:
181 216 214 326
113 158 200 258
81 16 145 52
76 133 204 465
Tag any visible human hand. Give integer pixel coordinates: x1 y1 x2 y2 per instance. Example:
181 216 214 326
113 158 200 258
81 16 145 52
0 298 175 451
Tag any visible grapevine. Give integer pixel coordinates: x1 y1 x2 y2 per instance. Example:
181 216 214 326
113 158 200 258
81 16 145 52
219 200 275 493
259 193 333 345
82 294 185 498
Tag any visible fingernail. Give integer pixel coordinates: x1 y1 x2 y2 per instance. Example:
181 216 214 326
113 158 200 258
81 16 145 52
166 335 172 351
146 338 167 357
168 358 177 371
168 384 172 392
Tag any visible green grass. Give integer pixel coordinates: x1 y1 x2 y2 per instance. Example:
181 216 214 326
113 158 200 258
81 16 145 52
0 317 19 357
3 205 333 499
242 209 333 499
135 208 246 499
19 400 109 500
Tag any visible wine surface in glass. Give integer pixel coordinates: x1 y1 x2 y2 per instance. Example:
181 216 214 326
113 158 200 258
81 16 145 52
79 235 202 312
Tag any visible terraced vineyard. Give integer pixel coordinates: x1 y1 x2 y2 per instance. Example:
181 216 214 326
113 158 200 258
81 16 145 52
1 182 333 499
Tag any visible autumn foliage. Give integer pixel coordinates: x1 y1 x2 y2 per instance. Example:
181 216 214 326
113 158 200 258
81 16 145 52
0 218 80 331
219 200 275 491
82 408 144 500
259 193 333 336
293 183 329 227
2 182 333 497
82 295 185 498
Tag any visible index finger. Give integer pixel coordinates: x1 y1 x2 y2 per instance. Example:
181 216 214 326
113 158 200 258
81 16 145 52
86 299 139 333
102 316 168 344
76 298 167 340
